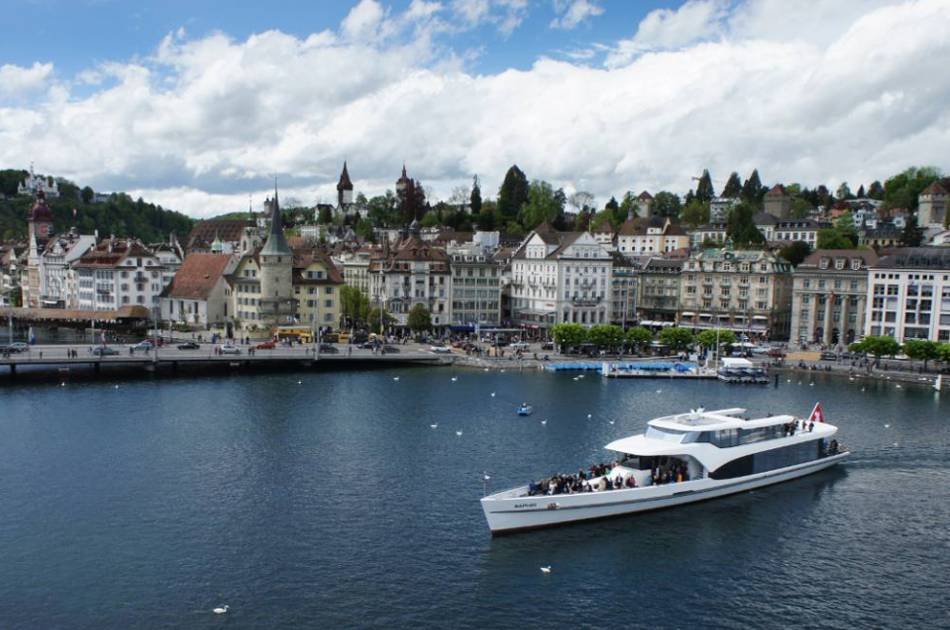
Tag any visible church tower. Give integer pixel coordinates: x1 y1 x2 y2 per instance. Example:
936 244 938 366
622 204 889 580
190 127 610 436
337 161 354 208
258 184 296 327
25 191 55 308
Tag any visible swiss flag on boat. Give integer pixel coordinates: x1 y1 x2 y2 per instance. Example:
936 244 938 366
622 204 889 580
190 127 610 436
809 402 825 423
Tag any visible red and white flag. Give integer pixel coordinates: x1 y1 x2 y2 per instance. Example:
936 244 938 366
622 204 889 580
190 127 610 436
808 402 825 423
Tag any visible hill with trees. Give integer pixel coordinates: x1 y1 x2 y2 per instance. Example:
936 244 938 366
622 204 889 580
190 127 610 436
0 169 194 242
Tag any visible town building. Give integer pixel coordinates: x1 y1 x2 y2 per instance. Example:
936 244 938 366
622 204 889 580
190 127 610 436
335 247 374 296
369 221 452 329
509 223 613 328
678 248 793 340
763 217 822 247
790 250 878 348
690 222 728 248
865 247 950 343
293 249 344 330
23 192 55 308
38 230 97 308
709 196 739 223
636 257 682 325
186 218 257 254
609 252 639 328
448 243 502 329
917 180 948 229
859 224 902 250
256 188 297 329
160 253 233 328
634 191 654 219
73 239 167 316
616 216 689 255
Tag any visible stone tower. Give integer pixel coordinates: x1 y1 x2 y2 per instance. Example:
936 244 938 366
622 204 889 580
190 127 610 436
258 184 296 327
337 161 354 208
918 181 947 228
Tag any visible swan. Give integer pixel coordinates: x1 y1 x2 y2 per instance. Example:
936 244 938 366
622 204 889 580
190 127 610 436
540 419 547 426
213 605 229 614
608 420 615 425
655 389 662 394
587 413 592 419
393 377 400 381
490 392 496 397
430 424 438 429
297 380 302 385
540 566 552 574
884 423 890 428
451 376 458 382
456 430 463 436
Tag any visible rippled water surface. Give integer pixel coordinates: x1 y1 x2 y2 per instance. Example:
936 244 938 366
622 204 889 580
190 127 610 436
1 369 948 628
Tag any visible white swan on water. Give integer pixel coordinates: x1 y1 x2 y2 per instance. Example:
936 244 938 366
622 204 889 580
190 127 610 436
456 430 463 436
540 566 552 574
213 605 229 614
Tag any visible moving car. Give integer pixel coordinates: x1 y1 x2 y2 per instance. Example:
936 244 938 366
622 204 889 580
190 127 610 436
91 346 119 356
255 340 276 350
220 345 241 355
430 346 452 354
130 340 154 351
319 344 339 354
1 342 30 353
177 341 200 350
382 345 400 354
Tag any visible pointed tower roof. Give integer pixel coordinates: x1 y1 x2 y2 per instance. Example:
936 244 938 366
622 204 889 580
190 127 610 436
260 182 291 256
337 161 353 191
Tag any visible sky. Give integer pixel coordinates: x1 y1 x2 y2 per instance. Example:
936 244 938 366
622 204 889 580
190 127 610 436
1 0 949 218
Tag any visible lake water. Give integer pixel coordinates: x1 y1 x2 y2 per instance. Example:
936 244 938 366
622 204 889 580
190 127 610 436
1 369 948 628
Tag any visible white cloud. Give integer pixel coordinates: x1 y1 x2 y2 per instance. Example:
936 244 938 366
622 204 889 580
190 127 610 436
604 0 726 67
550 0 604 30
341 0 388 40
0 62 54 96
1 0 949 219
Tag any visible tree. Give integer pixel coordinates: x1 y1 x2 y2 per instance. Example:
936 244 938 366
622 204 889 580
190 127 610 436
618 191 638 219
588 324 625 351
779 241 812 266
726 201 765 246
790 196 813 219
497 165 529 220
883 166 941 211
695 169 715 202
521 180 561 228
420 211 440 228
470 175 482 217
408 303 432 333
835 211 858 244
722 171 742 198
741 169 764 204
80 186 94 204
856 184 866 198
340 285 371 327
652 191 682 219
850 335 900 365
899 214 923 247
903 339 939 370
568 191 594 214
551 323 588 350
867 180 885 200
589 210 613 232
318 206 333 224
836 182 852 200
937 343 950 366
681 199 709 228
658 327 694 351
816 227 855 249
366 306 396 333
625 326 653 352
696 328 737 349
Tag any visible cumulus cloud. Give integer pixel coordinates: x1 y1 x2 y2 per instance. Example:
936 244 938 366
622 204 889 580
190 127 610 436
0 62 54 96
550 0 604 30
1 0 948 219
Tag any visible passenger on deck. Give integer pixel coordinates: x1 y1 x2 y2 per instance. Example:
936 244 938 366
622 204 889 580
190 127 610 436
626 476 637 488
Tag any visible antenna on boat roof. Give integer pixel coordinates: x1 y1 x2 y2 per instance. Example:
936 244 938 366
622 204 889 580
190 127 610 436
482 471 492 496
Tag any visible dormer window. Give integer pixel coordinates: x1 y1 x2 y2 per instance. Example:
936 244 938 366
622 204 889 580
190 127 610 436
819 258 830 269
851 258 862 270
835 258 845 270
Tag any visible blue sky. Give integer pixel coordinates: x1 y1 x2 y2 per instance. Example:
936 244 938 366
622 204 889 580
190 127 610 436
1 1 948 218
3 1 677 76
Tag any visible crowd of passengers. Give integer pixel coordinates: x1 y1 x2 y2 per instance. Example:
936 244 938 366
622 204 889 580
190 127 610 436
783 419 817 436
527 459 690 496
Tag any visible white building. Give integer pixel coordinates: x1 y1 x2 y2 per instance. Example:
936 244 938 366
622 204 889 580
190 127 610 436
40 231 97 308
73 239 167 316
616 216 689 255
160 253 233 328
865 248 950 343
510 223 613 328
710 196 739 223
17 165 60 198
448 243 502 328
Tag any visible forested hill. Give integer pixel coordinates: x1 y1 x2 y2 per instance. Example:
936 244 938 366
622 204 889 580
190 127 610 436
0 169 195 242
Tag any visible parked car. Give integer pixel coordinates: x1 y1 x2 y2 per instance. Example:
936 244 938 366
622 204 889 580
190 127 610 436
91 346 119 356
382 345 400 354
255 340 276 350
322 332 339 343
3 342 30 353
319 344 339 354
130 340 154 351
359 341 376 350
177 341 200 350
510 342 530 351
430 345 452 354
820 351 838 361
220 345 242 355
352 331 369 344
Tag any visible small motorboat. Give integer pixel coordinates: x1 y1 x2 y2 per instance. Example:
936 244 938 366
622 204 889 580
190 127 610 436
517 404 533 416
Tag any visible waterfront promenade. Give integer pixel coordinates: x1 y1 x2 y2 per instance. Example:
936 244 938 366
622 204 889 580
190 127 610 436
0 342 449 377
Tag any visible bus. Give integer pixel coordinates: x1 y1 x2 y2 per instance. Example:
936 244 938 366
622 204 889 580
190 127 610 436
274 326 315 344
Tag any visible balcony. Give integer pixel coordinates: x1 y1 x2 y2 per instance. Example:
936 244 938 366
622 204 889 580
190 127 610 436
571 296 602 307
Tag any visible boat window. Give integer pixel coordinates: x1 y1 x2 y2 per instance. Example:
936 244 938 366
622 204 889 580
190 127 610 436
645 426 687 442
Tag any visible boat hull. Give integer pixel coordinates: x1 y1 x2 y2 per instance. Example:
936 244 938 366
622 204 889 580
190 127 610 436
481 452 849 535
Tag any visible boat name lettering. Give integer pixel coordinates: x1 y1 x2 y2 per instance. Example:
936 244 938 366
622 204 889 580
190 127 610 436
513 503 537 509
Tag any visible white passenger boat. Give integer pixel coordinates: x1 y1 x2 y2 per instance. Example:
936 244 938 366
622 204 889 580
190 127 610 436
481 404 848 535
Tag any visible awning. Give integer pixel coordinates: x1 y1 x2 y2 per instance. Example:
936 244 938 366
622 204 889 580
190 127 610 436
681 311 696 316
753 315 769 320
699 313 712 318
